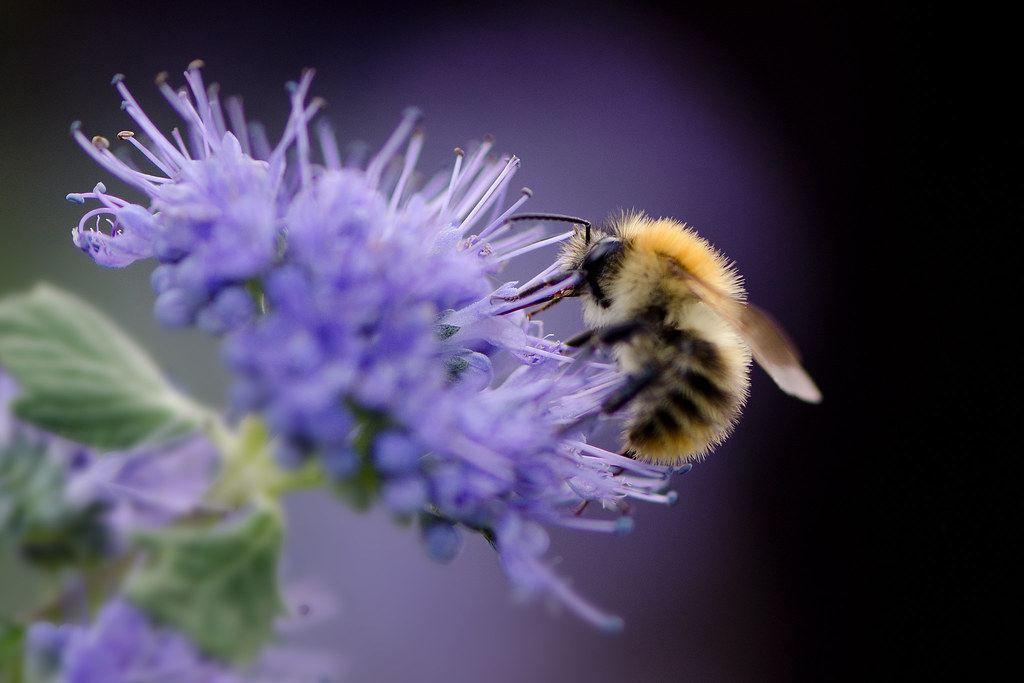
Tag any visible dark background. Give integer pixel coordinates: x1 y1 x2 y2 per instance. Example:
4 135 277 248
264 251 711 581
0 2 1014 681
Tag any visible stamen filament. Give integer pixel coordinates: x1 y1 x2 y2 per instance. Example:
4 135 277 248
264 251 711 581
122 134 176 179
548 514 634 534
366 107 422 186
530 561 624 633
207 85 229 144
183 63 214 137
451 136 493 200
455 155 518 231
620 488 678 506
267 70 318 168
316 119 341 170
170 128 193 161
521 346 575 363
71 127 158 197
388 130 425 215
495 229 573 262
568 440 667 476
475 188 532 242
225 96 251 157
76 207 115 232
438 147 464 219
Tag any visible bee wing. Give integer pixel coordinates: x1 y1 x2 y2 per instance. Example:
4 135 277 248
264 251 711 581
679 269 822 403
735 302 822 403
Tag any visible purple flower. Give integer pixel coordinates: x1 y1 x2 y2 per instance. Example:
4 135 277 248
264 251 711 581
69 64 290 331
25 597 341 683
2 370 218 556
69 63 686 628
26 600 234 683
65 434 218 532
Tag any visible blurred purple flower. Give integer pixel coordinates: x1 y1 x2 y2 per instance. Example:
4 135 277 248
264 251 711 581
25 596 342 683
2 370 217 550
26 600 233 683
67 63 684 628
65 434 218 532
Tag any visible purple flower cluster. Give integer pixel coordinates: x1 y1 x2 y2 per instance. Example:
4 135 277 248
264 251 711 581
26 601 233 683
69 67 286 333
26 596 339 683
68 63 682 628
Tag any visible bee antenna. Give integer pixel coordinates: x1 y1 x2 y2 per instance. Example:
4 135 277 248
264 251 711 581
507 213 592 243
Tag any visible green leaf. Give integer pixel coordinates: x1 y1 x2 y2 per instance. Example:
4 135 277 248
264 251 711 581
125 505 286 665
0 284 208 450
0 438 111 570
0 618 26 683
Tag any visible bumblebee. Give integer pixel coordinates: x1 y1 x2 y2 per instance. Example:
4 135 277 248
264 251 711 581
513 211 820 466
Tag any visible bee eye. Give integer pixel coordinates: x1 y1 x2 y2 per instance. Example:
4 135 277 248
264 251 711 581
582 238 624 307
583 238 624 275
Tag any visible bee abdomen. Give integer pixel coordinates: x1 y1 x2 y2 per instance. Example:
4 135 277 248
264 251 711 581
623 331 748 465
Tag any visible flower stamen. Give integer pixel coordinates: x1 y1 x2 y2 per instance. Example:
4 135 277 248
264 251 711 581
366 106 422 187
388 129 425 216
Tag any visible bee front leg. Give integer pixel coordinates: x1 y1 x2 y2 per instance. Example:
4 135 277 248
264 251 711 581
564 329 594 347
602 364 659 414
565 320 648 349
493 271 580 315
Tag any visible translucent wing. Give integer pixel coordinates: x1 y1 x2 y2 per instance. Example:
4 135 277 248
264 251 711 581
674 264 822 403
735 302 822 403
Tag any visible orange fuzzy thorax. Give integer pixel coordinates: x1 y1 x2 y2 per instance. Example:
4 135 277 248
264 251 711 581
611 213 745 303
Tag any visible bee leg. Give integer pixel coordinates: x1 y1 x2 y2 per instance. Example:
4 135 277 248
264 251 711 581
602 364 659 414
525 297 564 319
565 320 647 350
494 271 580 315
502 273 570 302
560 328 614 367
596 320 648 345
564 329 594 347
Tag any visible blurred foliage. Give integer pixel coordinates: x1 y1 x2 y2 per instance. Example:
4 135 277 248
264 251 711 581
0 438 110 572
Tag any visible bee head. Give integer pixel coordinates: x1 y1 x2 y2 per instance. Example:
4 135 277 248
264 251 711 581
581 236 625 308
